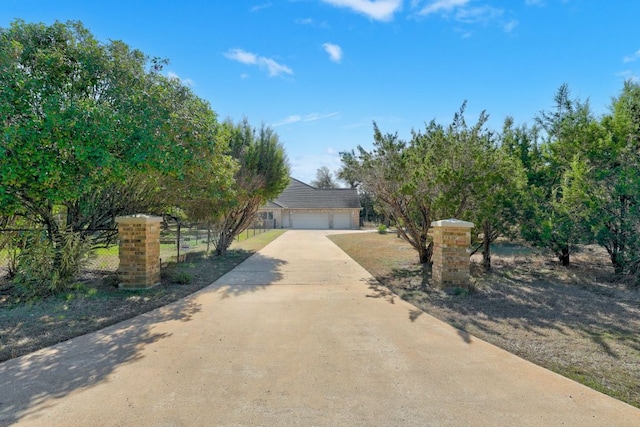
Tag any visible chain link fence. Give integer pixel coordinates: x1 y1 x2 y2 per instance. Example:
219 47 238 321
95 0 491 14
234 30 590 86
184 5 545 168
159 220 270 263
0 228 120 284
160 223 213 264
0 220 270 285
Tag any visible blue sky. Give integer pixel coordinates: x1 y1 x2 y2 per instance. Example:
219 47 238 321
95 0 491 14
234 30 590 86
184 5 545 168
3 0 640 184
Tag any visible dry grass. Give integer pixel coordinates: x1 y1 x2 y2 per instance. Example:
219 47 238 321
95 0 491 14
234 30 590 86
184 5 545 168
0 230 286 363
328 231 640 408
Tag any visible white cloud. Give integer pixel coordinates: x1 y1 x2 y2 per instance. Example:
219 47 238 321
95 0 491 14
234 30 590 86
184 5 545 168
623 49 640 63
272 112 339 126
250 2 272 12
417 1 515 33
296 18 314 25
261 57 294 77
224 49 293 77
616 70 639 83
453 5 503 24
418 0 469 15
295 17 330 28
454 27 473 38
322 43 343 62
304 112 340 121
273 115 302 126
167 71 194 87
320 0 403 21
525 0 544 5
224 49 258 65
503 19 518 32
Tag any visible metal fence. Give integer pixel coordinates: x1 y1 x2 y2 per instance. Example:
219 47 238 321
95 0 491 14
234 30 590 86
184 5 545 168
0 221 270 284
0 228 120 284
159 221 270 263
160 224 213 263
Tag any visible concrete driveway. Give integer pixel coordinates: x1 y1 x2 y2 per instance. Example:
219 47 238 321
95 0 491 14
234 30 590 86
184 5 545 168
1 230 639 426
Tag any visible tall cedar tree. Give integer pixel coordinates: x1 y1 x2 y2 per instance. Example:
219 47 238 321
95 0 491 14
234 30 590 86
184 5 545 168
210 119 289 255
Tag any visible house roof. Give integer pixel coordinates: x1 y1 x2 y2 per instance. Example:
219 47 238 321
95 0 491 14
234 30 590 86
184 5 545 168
270 177 361 209
263 200 285 208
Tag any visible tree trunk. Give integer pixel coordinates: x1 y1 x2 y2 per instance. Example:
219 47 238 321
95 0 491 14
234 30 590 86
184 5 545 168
558 245 570 266
206 222 211 253
176 222 181 262
481 220 492 271
610 250 625 275
215 229 233 256
41 208 64 271
418 242 434 265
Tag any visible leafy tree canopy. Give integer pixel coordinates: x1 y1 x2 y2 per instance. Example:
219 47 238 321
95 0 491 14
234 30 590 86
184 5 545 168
0 20 232 239
209 118 289 255
341 103 514 265
311 166 339 189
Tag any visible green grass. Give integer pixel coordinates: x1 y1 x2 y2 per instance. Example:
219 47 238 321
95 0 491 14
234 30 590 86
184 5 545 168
93 246 118 256
88 230 279 263
552 364 636 405
232 229 286 249
233 228 275 243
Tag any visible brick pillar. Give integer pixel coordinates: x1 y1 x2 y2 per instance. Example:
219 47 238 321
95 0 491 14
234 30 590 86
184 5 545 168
431 218 474 289
115 215 163 289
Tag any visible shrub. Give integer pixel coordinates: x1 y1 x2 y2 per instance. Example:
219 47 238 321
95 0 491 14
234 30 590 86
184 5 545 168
447 286 470 297
0 229 24 278
3 246 20 278
170 271 193 285
13 230 91 299
377 224 388 234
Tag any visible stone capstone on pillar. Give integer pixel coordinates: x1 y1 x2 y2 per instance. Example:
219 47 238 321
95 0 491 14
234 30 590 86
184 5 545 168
115 214 163 290
430 218 474 290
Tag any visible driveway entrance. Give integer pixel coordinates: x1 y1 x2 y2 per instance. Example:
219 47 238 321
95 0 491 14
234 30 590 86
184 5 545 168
1 230 638 426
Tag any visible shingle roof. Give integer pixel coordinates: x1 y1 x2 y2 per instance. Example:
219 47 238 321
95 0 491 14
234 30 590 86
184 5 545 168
263 200 285 208
272 178 361 209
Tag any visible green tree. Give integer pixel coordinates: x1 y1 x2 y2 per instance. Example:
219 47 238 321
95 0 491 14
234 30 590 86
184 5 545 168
158 83 236 225
408 103 522 269
210 119 289 255
336 151 361 189
563 81 640 277
311 166 339 189
519 84 596 266
345 103 505 265
467 127 527 271
348 124 439 262
598 81 640 275
0 20 233 292
337 151 382 225
2 22 159 228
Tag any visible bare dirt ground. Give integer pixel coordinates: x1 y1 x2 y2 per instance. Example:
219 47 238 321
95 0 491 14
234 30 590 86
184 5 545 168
328 232 640 409
0 230 285 363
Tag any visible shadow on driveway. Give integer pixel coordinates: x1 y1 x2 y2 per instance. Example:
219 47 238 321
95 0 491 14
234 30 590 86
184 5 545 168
0 297 199 426
0 253 286 426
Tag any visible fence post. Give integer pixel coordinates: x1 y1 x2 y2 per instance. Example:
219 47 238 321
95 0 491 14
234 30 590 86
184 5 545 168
430 218 474 290
176 222 181 263
207 224 211 253
115 215 162 289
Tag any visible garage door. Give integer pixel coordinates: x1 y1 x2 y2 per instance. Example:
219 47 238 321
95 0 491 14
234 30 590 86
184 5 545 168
292 212 330 229
332 212 352 229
